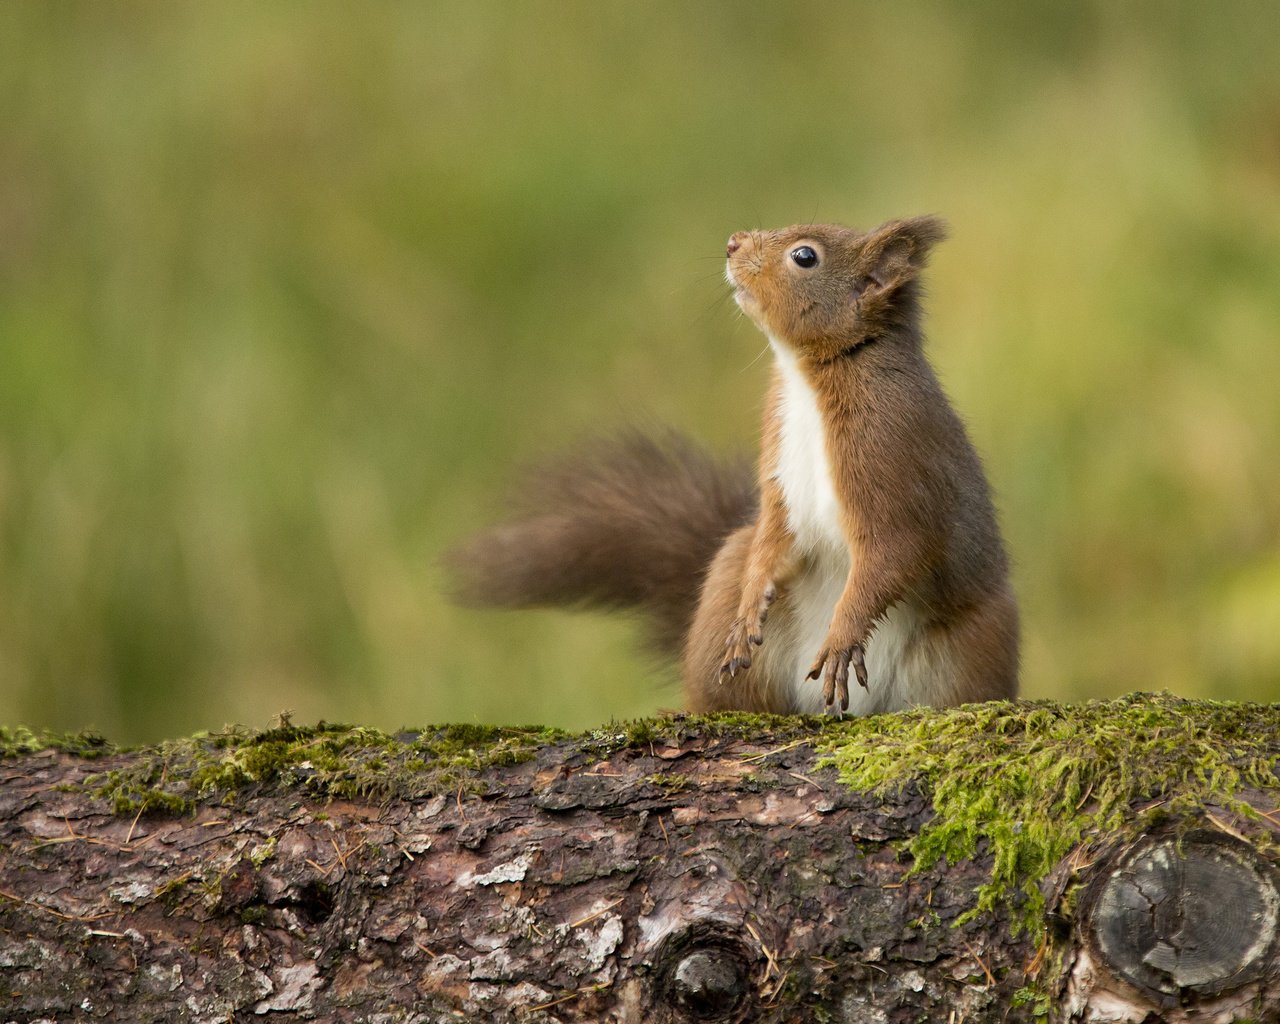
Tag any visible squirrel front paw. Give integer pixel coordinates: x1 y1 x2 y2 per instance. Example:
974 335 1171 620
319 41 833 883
718 584 777 680
806 641 868 713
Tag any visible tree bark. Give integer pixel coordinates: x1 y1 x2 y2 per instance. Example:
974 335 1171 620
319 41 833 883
2 697 1279 1023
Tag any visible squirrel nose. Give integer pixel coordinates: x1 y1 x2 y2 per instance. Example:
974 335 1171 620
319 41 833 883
726 232 748 257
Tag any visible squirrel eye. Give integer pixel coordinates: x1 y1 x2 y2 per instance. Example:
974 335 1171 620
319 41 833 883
790 246 818 269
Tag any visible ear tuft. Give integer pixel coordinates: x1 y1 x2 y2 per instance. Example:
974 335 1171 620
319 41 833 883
862 214 949 287
898 214 949 252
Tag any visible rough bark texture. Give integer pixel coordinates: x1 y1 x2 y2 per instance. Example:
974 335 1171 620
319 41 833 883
2 696 1280 1023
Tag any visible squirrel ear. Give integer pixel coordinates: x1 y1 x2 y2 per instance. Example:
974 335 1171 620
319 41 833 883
859 215 948 292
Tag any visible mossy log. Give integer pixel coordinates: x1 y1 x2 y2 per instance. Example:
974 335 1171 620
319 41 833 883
2 694 1280 1023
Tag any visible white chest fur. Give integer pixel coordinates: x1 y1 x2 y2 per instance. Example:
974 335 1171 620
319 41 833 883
770 340 844 553
766 340 927 714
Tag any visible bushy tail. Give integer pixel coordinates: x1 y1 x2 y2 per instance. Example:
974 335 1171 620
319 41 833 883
446 431 757 657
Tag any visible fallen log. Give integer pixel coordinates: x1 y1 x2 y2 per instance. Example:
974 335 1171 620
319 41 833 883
2 693 1279 1023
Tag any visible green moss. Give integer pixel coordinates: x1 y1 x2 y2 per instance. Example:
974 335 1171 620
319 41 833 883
86 720 568 815
647 772 691 795
76 710 810 817
815 693 1280 935
584 711 820 759
156 872 194 910
248 836 277 868
0 726 115 759
1010 987 1051 1017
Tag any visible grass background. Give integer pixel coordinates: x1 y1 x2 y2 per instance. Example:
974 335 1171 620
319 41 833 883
2 3 1278 743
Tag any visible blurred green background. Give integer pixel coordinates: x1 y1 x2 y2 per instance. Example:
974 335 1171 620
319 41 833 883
2 3 1278 743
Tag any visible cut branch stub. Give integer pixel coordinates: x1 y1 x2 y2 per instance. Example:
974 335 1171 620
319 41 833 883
1086 831 1280 1005
665 944 750 1022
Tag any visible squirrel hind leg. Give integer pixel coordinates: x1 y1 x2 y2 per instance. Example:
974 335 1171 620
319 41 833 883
921 587 1020 706
683 524 779 712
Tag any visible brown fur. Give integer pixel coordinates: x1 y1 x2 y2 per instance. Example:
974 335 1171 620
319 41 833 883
445 430 756 658
685 217 1019 711
450 217 1018 713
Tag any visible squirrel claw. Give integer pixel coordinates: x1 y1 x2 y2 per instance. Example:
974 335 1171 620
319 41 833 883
807 642 867 712
720 620 758 681
720 587 776 683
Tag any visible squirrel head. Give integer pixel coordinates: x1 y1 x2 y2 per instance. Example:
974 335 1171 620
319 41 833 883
725 216 947 361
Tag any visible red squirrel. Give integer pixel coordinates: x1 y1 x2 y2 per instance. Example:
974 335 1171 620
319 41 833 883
449 217 1019 713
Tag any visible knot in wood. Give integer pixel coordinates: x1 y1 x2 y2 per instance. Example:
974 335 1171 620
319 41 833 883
670 948 747 1020
1087 832 1280 1003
